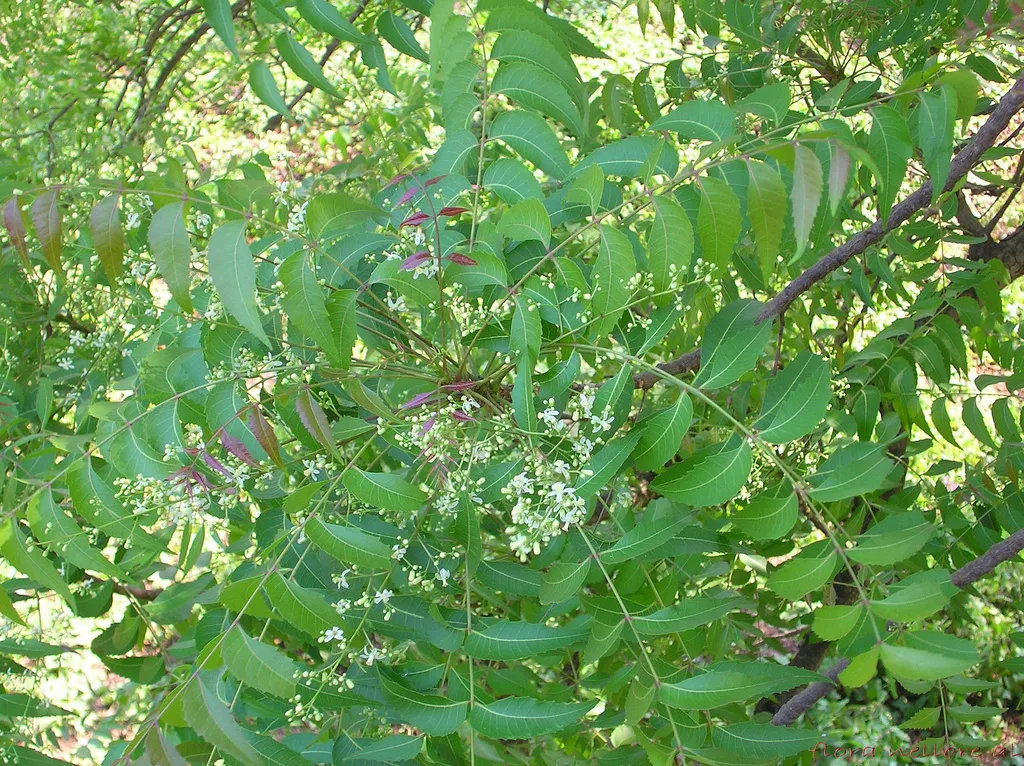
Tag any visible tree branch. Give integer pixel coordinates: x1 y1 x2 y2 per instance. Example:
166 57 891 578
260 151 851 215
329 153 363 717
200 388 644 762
634 72 1024 390
770 526 1024 726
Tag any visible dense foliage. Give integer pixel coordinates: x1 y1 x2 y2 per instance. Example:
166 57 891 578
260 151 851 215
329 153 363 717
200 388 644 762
3 0 1024 763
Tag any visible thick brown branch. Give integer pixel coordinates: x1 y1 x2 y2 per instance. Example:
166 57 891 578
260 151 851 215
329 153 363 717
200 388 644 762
771 526 1024 726
771 659 849 726
634 72 1024 390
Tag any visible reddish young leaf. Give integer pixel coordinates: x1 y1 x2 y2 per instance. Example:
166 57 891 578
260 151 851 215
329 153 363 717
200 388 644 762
295 387 336 455
31 190 63 279
447 252 477 266
400 211 431 228
396 186 421 206
438 206 469 217
385 172 412 188
424 175 446 187
3 198 28 265
400 251 431 270
451 411 475 423
247 407 284 468
220 430 258 467
401 391 436 410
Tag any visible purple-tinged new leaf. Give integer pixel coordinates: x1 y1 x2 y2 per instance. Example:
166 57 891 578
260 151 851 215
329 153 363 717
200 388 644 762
248 407 284 468
400 211 431 228
3 198 28 266
296 387 336 455
447 252 477 266
400 251 431 270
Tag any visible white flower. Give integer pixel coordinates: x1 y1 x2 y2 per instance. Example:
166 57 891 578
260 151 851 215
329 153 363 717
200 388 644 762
68 330 85 347
552 460 571 480
373 588 393 606
125 210 141 230
320 626 345 643
578 392 595 418
360 645 385 666
539 407 564 431
412 229 426 246
333 569 351 589
436 568 451 587
510 471 534 496
391 543 407 560
58 357 74 370
386 293 406 312
590 407 614 432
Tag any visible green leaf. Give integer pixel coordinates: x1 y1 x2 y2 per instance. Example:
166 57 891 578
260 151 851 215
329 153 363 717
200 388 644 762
0 517 73 602
182 672 260 766
839 647 879 687
304 517 393 569
307 192 384 240
880 631 979 681
265 572 341 637
693 299 771 390
280 250 339 360
378 668 467 735
208 220 270 347
647 195 693 298
484 158 544 204
564 163 604 214
754 351 830 443
766 549 839 600
791 144 823 259
343 468 427 512
470 697 594 739
540 559 590 605
489 110 571 180
651 439 752 507
295 0 370 44
632 394 692 471
492 62 585 138
735 83 791 126
633 595 743 636
200 0 238 57
27 488 124 579
447 249 509 289
963 396 997 448
871 575 955 622
378 11 428 62
90 194 124 284
248 62 290 117
812 604 863 641
807 442 894 502
848 510 934 566
32 189 64 279
341 735 424 763
148 201 193 313
590 224 636 338
146 729 188 766
867 105 913 225
731 480 798 541
222 628 299 699
651 99 736 142
574 431 642 499
275 31 342 97
746 160 785 278
497 198 551 247
512 357 536 431
917 85 956 201
326 288 358 368
712 722 820 760
659 661 826 710
695 176 742 271
477 560 542 597
601 515 689 565
491 30 583 110
464 619 589 660
901 707 941 730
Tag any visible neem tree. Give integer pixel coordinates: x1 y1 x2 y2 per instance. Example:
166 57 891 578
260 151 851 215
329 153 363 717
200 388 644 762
2 0 1024 763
